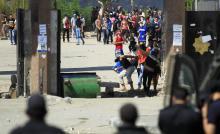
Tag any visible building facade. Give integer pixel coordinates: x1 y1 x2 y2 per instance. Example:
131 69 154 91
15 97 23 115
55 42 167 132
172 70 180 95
197 0 220 11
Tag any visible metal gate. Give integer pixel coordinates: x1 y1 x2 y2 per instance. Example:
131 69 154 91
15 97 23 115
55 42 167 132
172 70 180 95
185 11 220 84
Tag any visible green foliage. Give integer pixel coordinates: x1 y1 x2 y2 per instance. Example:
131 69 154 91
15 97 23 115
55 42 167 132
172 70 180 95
80 7 93 30
56 0 93 31
185 0 194 11
56 0 80 18
0 0 29 15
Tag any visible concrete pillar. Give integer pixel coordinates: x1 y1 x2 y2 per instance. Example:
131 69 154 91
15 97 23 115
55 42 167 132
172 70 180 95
163 0 185 57
29 0 51 94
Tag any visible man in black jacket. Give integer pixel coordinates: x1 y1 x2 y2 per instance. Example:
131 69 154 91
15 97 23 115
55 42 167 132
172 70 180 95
10 94 64 134
202 81 220 134
158 88 203 134
115 103 149 134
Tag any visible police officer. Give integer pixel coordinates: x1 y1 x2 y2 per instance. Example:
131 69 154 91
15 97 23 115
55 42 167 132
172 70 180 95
115 103 149 134
202 81 220 134
158 88 203 134
10 94 65 134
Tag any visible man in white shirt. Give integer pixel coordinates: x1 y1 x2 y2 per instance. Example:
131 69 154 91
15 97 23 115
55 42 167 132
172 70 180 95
71 14 76 39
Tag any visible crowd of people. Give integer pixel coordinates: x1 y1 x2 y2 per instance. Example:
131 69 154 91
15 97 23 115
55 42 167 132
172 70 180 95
1 14 17 45
92 6 162 95
62 12 86 45
61 6 162 96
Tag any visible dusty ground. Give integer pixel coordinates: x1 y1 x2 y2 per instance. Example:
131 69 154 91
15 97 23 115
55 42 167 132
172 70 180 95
0 36 165 134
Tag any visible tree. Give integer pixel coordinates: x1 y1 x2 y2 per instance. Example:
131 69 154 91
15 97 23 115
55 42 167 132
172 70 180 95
56 0 93 30
0 0 29 15
185 0 194 10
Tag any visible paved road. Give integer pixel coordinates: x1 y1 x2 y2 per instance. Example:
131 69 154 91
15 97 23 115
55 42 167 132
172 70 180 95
0 37 164 134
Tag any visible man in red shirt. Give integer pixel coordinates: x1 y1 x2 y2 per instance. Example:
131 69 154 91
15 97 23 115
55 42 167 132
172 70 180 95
62 15 70 43
114 31 124 58
136 44 150 89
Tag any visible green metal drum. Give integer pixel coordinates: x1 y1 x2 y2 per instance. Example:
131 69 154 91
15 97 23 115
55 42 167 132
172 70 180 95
61 73 100 98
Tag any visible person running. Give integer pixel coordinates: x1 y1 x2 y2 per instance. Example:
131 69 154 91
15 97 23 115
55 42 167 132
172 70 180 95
114 31 124 58
75 15 85 45
62 15 70 43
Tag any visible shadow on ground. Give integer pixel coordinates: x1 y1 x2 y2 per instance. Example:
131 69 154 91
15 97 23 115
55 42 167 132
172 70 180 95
100 81 160 98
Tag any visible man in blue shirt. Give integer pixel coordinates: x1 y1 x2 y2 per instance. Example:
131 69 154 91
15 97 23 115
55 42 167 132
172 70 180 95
112 58 123 74
138 22 148 46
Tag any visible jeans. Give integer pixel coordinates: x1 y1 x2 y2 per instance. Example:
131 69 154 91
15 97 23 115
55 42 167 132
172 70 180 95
138 64 144 86
72 28 76 39
107 29 113 44
76 28 84 45
115 49 124 58
118 66 135 84
9 29 13 44
103 29 108 44
12 29 17 44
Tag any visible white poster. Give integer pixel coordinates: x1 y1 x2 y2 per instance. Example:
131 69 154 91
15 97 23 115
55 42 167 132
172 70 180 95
173 24 182 32
39 24 47 35
173 32 182 46
202 35 212 43
37 35 47 52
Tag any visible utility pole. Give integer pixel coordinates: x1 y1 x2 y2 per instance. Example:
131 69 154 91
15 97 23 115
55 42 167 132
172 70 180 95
163 0 185 56
17 0 60 97
28 0 51 94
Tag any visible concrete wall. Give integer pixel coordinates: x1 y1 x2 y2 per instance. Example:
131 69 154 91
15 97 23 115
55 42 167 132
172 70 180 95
198 0 220 11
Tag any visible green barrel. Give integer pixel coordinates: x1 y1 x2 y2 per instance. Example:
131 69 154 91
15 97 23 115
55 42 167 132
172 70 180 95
61 73 100 98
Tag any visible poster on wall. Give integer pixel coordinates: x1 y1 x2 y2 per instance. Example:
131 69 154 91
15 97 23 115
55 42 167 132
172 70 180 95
173 24 183 46
37 35 47 52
